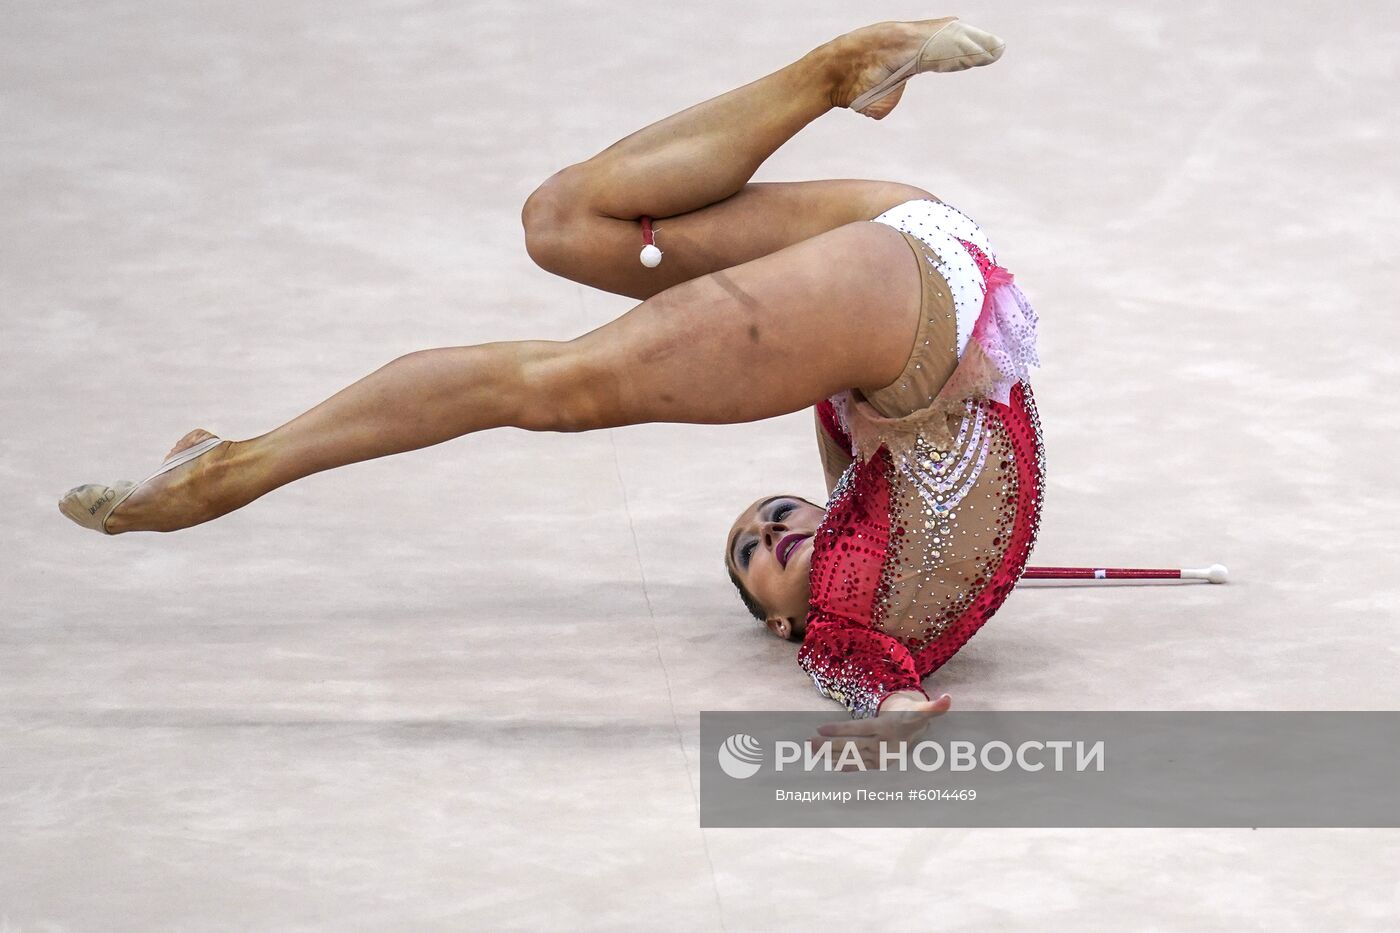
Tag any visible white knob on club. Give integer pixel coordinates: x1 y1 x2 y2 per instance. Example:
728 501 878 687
1182 564 1230 583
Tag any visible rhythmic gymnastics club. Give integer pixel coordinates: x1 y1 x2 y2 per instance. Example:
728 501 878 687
1020 564 1229 584
639 216 663 267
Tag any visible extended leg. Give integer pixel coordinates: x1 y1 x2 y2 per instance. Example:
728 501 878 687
95 222 921 533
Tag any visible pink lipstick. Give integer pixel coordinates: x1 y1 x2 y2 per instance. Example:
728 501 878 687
776 534 810 569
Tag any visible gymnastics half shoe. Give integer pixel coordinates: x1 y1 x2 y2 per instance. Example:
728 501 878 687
58 434 226 534
850 18 1006 116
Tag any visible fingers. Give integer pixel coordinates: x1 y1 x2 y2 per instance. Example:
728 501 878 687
814 694 951 737
874 690 952 716
892 693 952 716
807 693 955 768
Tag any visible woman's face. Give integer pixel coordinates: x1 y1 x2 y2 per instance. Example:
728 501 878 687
725 494 826 640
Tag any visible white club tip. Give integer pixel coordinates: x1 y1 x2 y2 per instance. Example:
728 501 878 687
1183 564 1230 584
640 244 663 268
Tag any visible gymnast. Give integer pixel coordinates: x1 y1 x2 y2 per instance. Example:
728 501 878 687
60 17 1038 765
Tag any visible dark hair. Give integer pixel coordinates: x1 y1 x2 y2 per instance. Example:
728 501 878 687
727 561 766 622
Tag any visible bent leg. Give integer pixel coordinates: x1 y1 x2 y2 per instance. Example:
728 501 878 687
102 223 921 533
526 178 934 300
523 21 951 299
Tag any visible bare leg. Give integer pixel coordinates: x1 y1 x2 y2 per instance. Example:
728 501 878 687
78 18 997 534
523 19 975 298
100 222 921 533
104 342 555 533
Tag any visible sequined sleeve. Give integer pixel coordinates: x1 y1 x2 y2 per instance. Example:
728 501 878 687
797 610 931 719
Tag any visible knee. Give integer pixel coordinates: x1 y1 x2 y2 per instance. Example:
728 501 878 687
521 168 586 274
515 340 626 434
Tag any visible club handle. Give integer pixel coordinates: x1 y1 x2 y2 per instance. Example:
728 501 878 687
1020 564 1229 583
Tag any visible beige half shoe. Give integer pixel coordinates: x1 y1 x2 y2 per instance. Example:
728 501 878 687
58 435 226 534
850 18 1007 115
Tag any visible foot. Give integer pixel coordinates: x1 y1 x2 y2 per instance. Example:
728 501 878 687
831 18 1004 120
62 429 236 534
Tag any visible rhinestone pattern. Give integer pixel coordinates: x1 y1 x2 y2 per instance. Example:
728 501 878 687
798 200 1045 718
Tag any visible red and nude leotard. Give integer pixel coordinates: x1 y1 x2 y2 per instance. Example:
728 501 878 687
800 199 1045 718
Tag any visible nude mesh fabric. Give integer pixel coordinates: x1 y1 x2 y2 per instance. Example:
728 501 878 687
799 201 1045 717
837 231 1020 648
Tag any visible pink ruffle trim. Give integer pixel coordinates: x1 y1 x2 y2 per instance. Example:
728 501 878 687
836 259 1041 458
971 266 1040 405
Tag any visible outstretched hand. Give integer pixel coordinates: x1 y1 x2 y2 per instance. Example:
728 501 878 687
808 691 952 771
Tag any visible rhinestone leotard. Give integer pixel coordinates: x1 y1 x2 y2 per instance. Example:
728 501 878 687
798 200 1045 718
